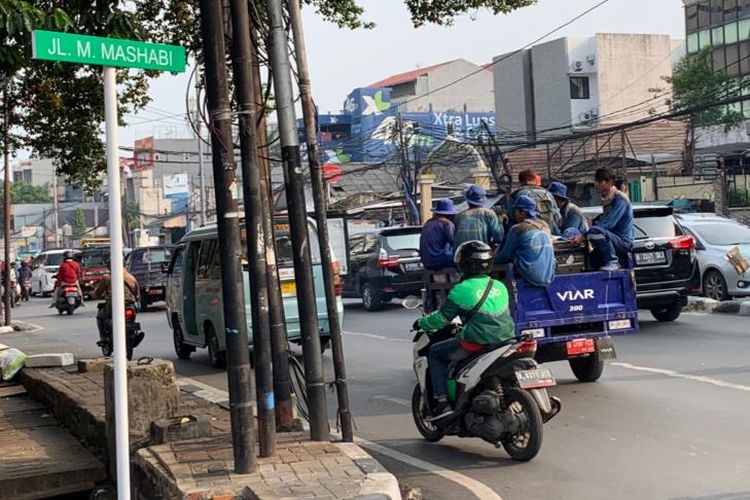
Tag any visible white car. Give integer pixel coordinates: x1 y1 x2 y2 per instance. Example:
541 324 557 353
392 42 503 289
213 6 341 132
675 213 750 300
30 249 80 296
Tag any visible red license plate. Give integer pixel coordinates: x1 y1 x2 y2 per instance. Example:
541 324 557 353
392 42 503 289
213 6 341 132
567 338 595 356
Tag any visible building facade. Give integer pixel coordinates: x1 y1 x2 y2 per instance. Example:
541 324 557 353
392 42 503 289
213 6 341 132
493 33 683 142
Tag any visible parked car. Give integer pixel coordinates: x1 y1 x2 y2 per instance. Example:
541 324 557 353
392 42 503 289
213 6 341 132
342 226 424 311
125 245 174 311
77 246 110 299
30 248 80 296
582 205 700 322
675 213 750 300
165 219 344 367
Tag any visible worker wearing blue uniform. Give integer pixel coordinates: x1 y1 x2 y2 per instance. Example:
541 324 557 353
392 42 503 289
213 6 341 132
496 195 555 287
587 167 634 270
420 199 458 271
548 181 588 236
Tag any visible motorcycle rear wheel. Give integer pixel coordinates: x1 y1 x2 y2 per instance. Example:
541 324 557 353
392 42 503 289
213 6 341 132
411 384 444 442
501 388 543 462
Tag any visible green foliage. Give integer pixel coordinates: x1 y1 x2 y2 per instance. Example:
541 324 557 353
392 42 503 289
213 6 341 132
9 181 50 203
663 47 747 129
403 0 536 27
70 208 87 239
729 187 750 208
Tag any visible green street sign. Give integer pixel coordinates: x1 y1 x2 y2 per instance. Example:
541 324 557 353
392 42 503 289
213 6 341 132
32 30 185 73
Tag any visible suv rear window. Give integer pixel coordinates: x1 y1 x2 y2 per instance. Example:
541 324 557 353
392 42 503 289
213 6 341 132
634 209 682 240
383 232 420 252
143 248 172 263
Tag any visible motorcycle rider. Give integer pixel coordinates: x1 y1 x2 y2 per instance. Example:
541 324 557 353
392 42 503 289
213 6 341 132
18 261 32 283
50 251 84 308
412 240 516 422
92 267 140 348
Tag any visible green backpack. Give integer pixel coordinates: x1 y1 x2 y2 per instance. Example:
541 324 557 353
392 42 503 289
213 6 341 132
516 186 557 229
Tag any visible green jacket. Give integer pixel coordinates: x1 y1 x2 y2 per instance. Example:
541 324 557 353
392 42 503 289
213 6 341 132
418 275 515 345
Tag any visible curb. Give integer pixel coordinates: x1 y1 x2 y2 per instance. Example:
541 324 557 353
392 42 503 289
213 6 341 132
179 376 402 500
687 297 750 316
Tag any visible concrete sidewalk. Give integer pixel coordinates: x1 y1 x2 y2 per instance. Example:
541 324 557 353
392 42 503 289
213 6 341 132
18 360 401 500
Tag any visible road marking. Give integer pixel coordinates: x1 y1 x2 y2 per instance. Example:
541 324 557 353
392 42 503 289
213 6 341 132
355 437 503 500
372 395 411 408
343 330 410 343
612 362 750 393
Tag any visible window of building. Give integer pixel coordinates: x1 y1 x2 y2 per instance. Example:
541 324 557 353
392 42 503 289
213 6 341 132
711 0 724 26
713 47 727 71
725 0 739 21
740 0 750 19
569 76 590 100
726 42 741 75
689 4 702 32
713 25 726 45
740 18 750 40
697 1 711 29
699 28 712 48
740 40 750 73
726 21 740 44
688 33 700 53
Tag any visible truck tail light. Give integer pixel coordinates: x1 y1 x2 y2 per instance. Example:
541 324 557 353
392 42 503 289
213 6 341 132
331 261 343 297
376 248 400 269
669 235 695 250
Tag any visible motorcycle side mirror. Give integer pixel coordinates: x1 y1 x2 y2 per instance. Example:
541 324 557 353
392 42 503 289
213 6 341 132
402 296 422 310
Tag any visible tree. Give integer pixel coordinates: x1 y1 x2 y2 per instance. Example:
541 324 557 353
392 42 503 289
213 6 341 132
0 1 167 190
655 48 748 172
10 181 50 203
70 208 87 240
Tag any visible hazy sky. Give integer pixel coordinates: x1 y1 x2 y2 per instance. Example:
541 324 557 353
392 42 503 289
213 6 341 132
122 0 686 146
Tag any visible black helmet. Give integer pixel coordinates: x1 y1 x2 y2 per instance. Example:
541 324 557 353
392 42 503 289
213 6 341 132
454 240 493 276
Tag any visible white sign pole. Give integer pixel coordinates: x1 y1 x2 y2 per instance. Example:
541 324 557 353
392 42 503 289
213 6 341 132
104 65 130 499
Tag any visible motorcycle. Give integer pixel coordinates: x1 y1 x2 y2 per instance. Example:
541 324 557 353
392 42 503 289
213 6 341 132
20 279 31 302
55 284 83 315
96 301 145 361
404 297 561 461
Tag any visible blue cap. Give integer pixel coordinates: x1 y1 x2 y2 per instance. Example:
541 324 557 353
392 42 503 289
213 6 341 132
432 199 459 215
464 184 488 207
562 227 582 241
512 194 538 218
549 181 569 200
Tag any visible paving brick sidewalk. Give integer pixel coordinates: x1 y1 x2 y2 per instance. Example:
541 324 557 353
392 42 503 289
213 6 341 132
19 361 401 500
0 394 106 498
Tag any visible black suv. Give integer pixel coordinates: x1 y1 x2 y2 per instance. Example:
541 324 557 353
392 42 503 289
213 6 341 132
342 227 424 311
583 205 700 322
125 245 174 311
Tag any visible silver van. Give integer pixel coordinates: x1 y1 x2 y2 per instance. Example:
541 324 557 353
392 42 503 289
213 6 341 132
165 220 344 367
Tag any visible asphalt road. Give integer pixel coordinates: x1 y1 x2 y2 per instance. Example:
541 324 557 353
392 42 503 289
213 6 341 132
4 297 750 500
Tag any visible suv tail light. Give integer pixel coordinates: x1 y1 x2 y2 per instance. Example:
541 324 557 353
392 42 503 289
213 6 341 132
376 248 400 269
669 235 695 250
125 307 136 321
331 261 343 297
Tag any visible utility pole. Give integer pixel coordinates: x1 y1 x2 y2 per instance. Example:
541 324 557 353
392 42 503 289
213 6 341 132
288 0 353 442
53 174 60 247
230 0 275 457
3 84 11 326
249 8 295 430
195 66 207 226
266 0 329 441
198 0 256 473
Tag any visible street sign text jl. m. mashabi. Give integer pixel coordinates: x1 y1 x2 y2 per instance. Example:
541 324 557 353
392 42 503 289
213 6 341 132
32 30 186 72
31 29 185 500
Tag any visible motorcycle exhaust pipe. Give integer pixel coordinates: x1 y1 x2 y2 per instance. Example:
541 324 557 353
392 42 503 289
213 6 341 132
541 396 562 423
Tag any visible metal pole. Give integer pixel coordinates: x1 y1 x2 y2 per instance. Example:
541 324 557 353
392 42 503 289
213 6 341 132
53 174 60 247
250 27 295 430
195 69 207 226
199 0 257 473
103 66 130 499
288 0 353 442
267 0 329 441
3 85 11 326
230 0 276 457
287 0 350 440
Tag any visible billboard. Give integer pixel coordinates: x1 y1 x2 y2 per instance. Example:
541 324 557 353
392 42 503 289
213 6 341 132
164 173 189 215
